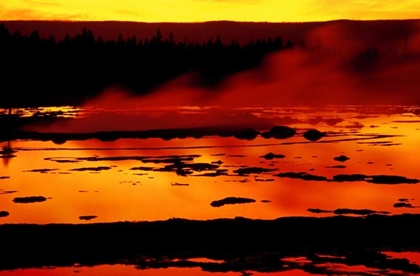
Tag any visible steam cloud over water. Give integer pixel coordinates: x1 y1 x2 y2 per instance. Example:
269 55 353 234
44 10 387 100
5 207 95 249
86 20 420 106
24 21 420 132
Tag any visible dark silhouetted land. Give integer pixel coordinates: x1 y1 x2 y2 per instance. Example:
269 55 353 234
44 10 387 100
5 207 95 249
0 23 289 107
1 214 420 273
1 19 420 107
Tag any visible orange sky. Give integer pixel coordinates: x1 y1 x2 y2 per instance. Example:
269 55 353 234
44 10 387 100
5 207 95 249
0 0 419 22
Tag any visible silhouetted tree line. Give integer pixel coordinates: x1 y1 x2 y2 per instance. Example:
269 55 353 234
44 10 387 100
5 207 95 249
353 47 380 71
0 24 294 107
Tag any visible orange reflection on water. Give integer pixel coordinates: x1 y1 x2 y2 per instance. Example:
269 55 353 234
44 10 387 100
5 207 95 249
382 251 420 266
1 265 315 276
1 108 420 224
0 265 235 276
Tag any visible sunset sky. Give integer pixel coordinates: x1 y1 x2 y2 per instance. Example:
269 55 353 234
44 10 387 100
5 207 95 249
1 0 419 22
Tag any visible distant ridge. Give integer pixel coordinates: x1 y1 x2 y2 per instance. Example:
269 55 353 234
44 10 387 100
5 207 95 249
1 19 420 106
2 19 419 44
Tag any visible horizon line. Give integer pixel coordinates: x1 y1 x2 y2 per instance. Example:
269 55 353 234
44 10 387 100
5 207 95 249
1 18 420 24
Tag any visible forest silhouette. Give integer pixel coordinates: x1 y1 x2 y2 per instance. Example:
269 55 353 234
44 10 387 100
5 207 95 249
0 24 295 107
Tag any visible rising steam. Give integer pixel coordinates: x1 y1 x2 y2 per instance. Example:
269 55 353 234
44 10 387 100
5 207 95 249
24 20 420 132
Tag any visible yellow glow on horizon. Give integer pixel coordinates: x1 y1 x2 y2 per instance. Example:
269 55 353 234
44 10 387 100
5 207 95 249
0 0 419 22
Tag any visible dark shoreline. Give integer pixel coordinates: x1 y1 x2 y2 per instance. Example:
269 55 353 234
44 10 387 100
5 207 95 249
1 214 420 273
0 125 299 143
1 127 261 142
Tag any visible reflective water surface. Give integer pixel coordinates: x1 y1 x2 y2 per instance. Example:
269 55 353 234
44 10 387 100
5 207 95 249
2 105 420 224
1 104 420 275
2 252 419 276
1 265 314 276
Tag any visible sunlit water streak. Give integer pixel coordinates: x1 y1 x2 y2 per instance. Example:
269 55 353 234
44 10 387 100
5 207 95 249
0 265 314 276
2 253 416 276
1 105 420 224
2 105 420 275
